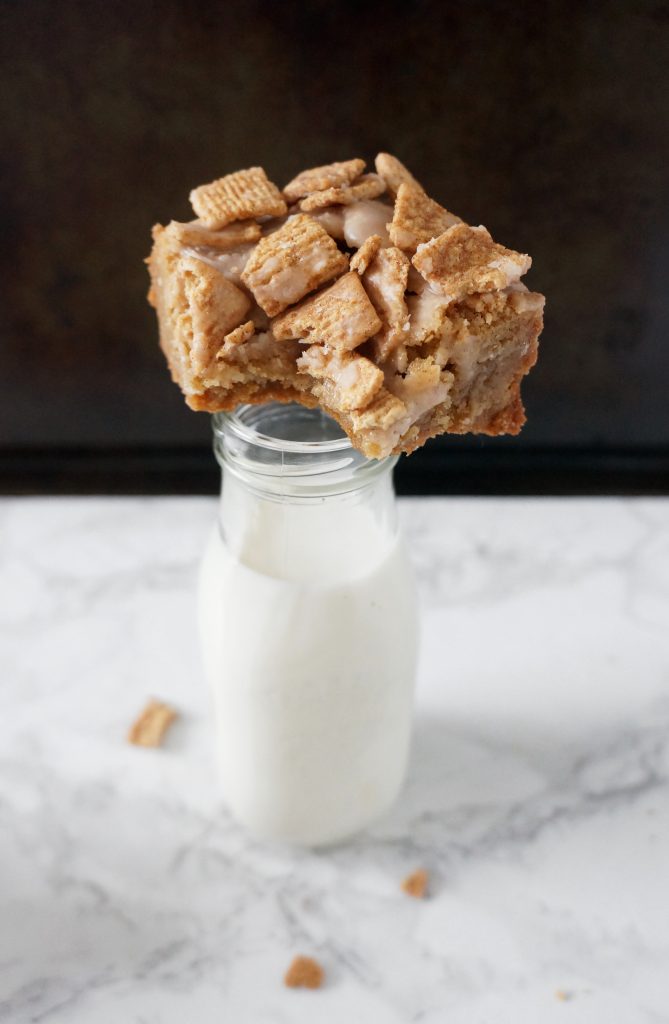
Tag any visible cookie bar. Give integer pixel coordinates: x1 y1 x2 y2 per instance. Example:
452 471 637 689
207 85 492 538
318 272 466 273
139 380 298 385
147 156 544 458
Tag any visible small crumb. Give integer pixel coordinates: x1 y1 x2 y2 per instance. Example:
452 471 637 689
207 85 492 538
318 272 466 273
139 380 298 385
127 698 177 748
555 989 573 1002
284 955 324 989
401 868 429 899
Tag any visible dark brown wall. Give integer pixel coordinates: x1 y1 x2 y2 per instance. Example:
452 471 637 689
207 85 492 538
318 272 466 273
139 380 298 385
1 0 668 489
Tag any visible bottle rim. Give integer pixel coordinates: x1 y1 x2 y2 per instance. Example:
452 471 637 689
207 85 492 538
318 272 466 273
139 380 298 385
213 403 352 454
211 403 397 496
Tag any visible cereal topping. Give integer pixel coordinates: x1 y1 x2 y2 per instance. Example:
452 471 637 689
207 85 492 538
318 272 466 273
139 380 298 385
190 167 286 228
180 256 252 373
412 223 532 303
283 158 365 201
362 245 410 360
164 219 261 250
298 343 384 411
272 272 382 351
350 234 383 275
389 183 462 252
241 213 348 316
374 151 423 198
300 174 386 211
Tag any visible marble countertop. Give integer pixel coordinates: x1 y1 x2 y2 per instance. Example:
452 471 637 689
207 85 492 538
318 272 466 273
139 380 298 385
1 496 668 1023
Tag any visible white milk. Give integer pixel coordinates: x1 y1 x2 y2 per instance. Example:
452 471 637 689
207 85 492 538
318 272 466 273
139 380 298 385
198 495 418 846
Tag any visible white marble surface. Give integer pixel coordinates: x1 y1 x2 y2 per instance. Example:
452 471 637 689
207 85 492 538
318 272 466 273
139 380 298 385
1 496 669 1023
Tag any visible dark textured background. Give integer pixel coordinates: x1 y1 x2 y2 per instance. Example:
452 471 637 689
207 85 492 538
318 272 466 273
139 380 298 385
1 0 668 492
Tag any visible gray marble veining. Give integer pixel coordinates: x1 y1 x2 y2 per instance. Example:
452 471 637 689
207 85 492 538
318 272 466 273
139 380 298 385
0 497 668 1023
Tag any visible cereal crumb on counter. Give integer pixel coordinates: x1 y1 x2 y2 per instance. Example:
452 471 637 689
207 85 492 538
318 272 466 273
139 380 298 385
127 698 177 748
284 955 324 989
555 989 573 1002
401 868 429 898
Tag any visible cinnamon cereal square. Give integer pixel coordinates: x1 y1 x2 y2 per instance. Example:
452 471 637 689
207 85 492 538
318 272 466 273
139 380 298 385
362 246 411 359
272 272 381 350
374 152 423 198
190 167 286 228
388 183 462 252
241 214 348 316
300 174 386 211
412 223 532 302
283 158 365 201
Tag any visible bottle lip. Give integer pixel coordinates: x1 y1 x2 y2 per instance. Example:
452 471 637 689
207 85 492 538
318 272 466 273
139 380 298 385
212 403 397 496
213 403 353 455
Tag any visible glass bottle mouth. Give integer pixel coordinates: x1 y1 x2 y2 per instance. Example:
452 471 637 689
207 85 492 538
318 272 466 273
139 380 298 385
212 403 397 497
217 402 351 453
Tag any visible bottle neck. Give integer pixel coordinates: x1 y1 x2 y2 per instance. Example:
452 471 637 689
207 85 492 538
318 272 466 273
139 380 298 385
212 404 400 583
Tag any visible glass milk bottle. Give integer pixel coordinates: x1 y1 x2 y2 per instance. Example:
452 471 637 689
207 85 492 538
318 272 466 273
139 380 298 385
198 402 419 846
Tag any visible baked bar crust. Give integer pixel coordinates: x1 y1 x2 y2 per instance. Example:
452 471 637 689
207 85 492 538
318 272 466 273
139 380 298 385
147 154 544 458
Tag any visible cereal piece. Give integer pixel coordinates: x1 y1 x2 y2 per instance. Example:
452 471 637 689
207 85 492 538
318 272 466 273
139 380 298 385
165 219 261 250
555 990 573 1002
218 320 255 352
363 246 411 359
127 699 177 748
413 223 532 302
241 214 348 316
272 272 381 351
349 388 407 432
300 174 386 211
401 868 429 899
389 183 462 252
181 256 252 373
298 344 384 411
374 151 423 198
284 955 324 989
350 234 383 275
190 167 286 228
283 158 365 201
